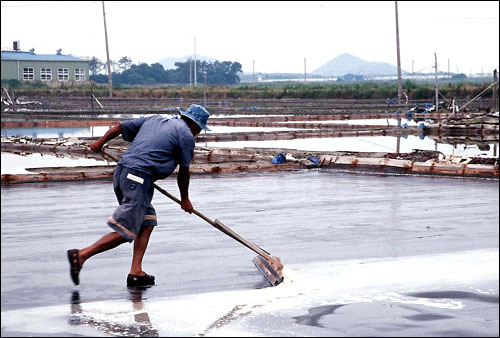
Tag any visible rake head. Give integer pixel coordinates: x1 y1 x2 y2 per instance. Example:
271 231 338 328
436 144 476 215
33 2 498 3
252 255 284 286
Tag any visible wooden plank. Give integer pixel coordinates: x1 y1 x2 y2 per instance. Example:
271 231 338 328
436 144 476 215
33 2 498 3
321 156 498 178
1 171 114 184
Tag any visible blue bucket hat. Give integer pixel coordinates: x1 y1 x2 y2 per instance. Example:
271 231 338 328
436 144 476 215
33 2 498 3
179 104 211 131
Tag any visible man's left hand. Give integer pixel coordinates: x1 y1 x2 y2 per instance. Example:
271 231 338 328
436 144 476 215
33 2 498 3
181 199 194 214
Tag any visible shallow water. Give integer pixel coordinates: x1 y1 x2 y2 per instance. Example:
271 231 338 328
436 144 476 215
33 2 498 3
205 135 498 157
1 126 111 139
3 121 497 159
1 125 300 138
0 152 112 175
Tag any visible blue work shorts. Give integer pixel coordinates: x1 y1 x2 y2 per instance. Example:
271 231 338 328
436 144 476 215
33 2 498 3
107 164 157 242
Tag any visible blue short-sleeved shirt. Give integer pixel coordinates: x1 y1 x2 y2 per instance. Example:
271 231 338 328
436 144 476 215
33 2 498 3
118 115 195 180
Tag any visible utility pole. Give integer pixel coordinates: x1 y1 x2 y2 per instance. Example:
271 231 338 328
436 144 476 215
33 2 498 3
394 1 403 154
494 69 498 158
493 69 498 114
395 1 403 104
434 53 439 112
203 71 207 105
194 37 197 87
189 57 192 87
448 58 450 78
102 1 112 98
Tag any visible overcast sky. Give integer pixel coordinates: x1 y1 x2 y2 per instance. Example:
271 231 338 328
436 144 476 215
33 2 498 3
1 1 499 75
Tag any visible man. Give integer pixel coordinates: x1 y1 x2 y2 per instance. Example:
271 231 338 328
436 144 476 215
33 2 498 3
67 104 210 287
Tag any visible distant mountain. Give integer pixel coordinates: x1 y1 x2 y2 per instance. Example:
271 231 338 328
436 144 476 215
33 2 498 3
311 53 403 77
157 55 217 70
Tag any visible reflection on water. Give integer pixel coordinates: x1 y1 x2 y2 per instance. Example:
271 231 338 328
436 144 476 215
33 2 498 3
2 126 498 158
207 136 499 158
403 313 454 321
282 118 419 126
68 288 159 337
2 126 110 138
407 291 499 304
292 304 346 328
1 152 112 175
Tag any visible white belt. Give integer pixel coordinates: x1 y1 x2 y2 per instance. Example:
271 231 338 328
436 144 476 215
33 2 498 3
126 173 144 184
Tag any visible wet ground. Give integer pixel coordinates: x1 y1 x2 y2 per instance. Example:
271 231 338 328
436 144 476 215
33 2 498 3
1 170 498 336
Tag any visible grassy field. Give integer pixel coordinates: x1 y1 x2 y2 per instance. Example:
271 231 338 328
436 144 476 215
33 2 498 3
2 79 498 101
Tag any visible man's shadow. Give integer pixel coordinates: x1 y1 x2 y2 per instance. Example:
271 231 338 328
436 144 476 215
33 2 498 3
69 287 159 337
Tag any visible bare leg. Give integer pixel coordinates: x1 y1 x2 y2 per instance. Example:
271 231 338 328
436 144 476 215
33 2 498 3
78 232 127 266
130 225 154 275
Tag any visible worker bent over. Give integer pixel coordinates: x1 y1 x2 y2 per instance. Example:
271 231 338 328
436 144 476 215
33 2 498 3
67 104 210 287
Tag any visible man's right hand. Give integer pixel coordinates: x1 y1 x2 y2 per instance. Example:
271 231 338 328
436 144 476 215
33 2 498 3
90 140 103 152
89 124 123 153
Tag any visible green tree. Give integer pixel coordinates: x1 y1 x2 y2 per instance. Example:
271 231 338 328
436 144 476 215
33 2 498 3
195 60 242 85
94 59 242 85
117 56 133 72
89 57 105 76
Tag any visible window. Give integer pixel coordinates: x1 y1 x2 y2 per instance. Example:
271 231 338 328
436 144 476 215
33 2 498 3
74 68 85 81
23 67 34 80
40 68 52 81
58 68 69 81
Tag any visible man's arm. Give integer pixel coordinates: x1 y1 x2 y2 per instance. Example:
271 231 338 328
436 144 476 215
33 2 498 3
177 166 194 214
90 124 123 152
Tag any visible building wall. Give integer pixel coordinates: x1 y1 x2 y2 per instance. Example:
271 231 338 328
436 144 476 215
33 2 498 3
1 60 18 80
1 59 89 85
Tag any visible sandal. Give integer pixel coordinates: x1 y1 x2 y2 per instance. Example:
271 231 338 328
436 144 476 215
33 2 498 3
127 272 155 287
67 249 82 285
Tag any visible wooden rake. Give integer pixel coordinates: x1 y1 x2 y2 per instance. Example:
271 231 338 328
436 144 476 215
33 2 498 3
100 147 284 286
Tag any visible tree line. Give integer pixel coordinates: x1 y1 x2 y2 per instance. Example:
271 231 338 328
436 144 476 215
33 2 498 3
89 57 242 85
